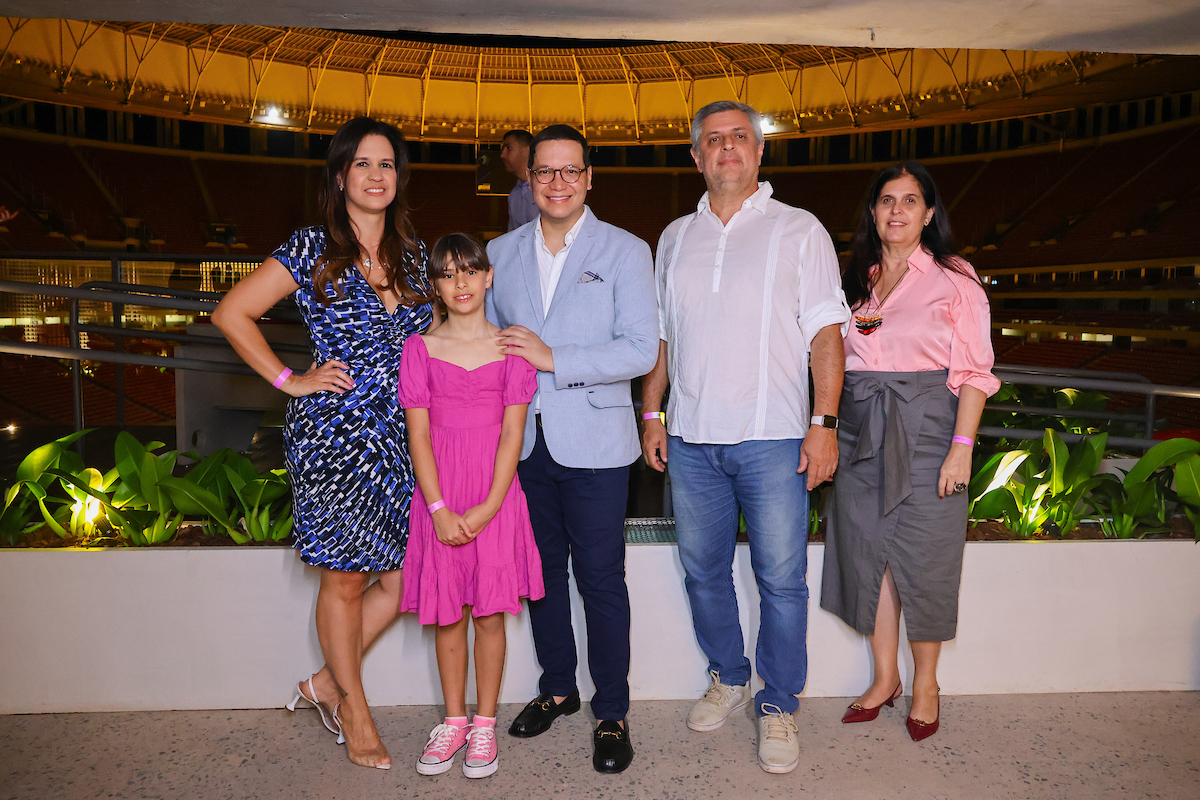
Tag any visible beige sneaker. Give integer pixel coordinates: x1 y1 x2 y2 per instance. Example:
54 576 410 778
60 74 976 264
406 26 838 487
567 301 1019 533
687 670 751 732
757 703 799 774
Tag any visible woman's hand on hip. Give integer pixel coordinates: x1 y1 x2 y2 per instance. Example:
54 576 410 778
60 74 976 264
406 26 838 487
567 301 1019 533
938 444 973 499
282 360 355 397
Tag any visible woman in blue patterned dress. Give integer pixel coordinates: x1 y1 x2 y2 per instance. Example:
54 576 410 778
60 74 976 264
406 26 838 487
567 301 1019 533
213 117 435 770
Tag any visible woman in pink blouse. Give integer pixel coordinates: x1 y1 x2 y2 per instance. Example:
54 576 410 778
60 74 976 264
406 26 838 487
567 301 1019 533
820 161 999 742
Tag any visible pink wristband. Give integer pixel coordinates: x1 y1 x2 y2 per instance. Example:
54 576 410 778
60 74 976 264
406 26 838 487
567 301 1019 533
271 367 292 389
642 411 665 424
952 435 975 447
427 500 446 514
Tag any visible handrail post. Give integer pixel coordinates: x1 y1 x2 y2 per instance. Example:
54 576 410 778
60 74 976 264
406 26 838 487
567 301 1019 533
69 297 84 455
1145 392 1157 439
110 256 125 428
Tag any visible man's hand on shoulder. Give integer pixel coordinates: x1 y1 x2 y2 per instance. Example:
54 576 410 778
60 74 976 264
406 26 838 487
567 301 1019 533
798 425 838 490
495 325 554 372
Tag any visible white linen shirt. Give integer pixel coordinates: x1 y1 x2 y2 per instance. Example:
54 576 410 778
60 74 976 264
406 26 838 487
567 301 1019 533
655 181 850 444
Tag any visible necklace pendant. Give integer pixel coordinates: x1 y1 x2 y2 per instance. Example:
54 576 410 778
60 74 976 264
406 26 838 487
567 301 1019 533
363 256 374 271
855 314 883 335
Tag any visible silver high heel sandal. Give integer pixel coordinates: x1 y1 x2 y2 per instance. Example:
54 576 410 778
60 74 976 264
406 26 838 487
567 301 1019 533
286 676 345 743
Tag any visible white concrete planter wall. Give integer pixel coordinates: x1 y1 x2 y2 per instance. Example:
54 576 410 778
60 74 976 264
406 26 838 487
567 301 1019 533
1 540 1197 714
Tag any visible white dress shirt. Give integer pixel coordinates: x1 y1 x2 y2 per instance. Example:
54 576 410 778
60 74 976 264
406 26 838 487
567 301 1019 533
532 206 590 411
534 206 590 316
655 182 851 444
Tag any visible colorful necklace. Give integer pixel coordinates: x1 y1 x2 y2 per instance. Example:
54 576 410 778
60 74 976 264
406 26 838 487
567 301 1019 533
854 265 910 335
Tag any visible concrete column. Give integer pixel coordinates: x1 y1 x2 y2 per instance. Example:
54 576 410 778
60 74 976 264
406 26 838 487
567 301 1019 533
205 123 222 153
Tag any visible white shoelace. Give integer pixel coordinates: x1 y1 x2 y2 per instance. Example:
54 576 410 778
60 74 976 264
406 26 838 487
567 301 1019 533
466 725 496 763
701 671 739 705
760 704 798 742
423 723 465 758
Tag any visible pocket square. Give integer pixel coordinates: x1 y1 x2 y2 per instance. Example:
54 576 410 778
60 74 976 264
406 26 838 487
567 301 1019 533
579 271 604 283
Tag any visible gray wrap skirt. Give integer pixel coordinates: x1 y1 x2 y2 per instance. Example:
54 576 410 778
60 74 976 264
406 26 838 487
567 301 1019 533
819 369 967 642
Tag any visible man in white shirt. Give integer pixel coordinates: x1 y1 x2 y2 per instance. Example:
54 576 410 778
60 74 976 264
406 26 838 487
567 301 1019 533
500 129 538 231
487 124 659 774
641 100 850 774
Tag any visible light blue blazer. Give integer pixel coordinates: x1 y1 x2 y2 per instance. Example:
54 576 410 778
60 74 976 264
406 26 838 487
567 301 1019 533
486 209 659 469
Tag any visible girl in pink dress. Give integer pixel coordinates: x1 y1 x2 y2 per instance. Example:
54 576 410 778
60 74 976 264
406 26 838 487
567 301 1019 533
399 233 543 779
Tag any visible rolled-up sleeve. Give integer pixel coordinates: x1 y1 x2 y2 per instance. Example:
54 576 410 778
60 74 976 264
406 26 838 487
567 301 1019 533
796 222 851 345
948 277 1001 397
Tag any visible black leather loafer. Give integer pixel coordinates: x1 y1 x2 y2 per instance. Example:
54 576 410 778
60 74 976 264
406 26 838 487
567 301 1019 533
593 719 633 773
508 690 581 738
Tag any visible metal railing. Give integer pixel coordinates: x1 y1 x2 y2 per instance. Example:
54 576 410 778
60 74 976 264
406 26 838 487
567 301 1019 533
980 364 1200 449
0 273 306 431
4 267 1200 452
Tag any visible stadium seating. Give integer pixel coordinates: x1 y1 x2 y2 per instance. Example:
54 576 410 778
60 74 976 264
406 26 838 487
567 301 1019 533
6 117 1200 431
85 148 211 253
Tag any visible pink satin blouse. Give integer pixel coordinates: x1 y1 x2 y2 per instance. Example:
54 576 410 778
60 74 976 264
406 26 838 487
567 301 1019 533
843 247 1001 397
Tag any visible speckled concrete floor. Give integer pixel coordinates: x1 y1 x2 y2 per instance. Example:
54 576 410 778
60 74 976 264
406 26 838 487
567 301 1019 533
2 693 1198 800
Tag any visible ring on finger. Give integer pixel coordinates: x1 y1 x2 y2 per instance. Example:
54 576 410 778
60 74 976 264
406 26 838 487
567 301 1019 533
953 482 967 493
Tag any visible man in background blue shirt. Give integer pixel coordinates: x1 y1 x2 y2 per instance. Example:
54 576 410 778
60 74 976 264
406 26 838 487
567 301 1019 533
501 129 538 231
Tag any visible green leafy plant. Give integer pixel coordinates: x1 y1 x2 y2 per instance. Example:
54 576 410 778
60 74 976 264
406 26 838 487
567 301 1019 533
808 483 826 538
2 429 93 544
181 448 293 542
1172 453 1200 541
1085 438 1200 539
1042 430 1108 536
5 430 296 548
970 430 1108 537
224 464 293 542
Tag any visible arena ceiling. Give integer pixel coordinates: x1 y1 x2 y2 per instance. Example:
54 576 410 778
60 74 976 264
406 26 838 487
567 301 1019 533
8 1 1200 55
1 4 1199 144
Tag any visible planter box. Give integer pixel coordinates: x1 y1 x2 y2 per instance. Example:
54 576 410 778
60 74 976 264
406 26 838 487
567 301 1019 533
1 539 1197 714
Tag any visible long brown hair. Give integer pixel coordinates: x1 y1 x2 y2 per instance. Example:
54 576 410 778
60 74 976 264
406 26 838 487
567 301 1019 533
313 117 430 306
843 160 981 311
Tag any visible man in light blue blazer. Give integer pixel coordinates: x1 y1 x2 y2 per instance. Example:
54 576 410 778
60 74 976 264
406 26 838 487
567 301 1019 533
486 124 658 774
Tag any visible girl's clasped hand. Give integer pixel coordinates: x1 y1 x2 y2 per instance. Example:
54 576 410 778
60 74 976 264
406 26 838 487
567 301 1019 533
430 504 498 546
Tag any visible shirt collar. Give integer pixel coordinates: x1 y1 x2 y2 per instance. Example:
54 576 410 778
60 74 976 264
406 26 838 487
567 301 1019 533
535 205 590 250
905 245 935 273
696 181 774 216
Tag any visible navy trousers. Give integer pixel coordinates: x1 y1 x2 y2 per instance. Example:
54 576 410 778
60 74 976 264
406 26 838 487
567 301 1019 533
517 425 631 721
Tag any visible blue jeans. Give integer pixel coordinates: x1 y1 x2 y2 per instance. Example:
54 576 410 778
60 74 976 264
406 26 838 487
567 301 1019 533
668 437 810 715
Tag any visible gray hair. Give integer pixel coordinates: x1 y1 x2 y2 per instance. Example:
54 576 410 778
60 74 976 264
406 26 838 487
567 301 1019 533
690 101 765 152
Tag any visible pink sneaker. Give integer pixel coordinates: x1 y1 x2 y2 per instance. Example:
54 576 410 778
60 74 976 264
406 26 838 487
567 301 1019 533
463 724 498 778
417 720 468 776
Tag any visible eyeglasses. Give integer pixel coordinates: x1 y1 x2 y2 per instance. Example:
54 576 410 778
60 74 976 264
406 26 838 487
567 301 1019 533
530 165 586 184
